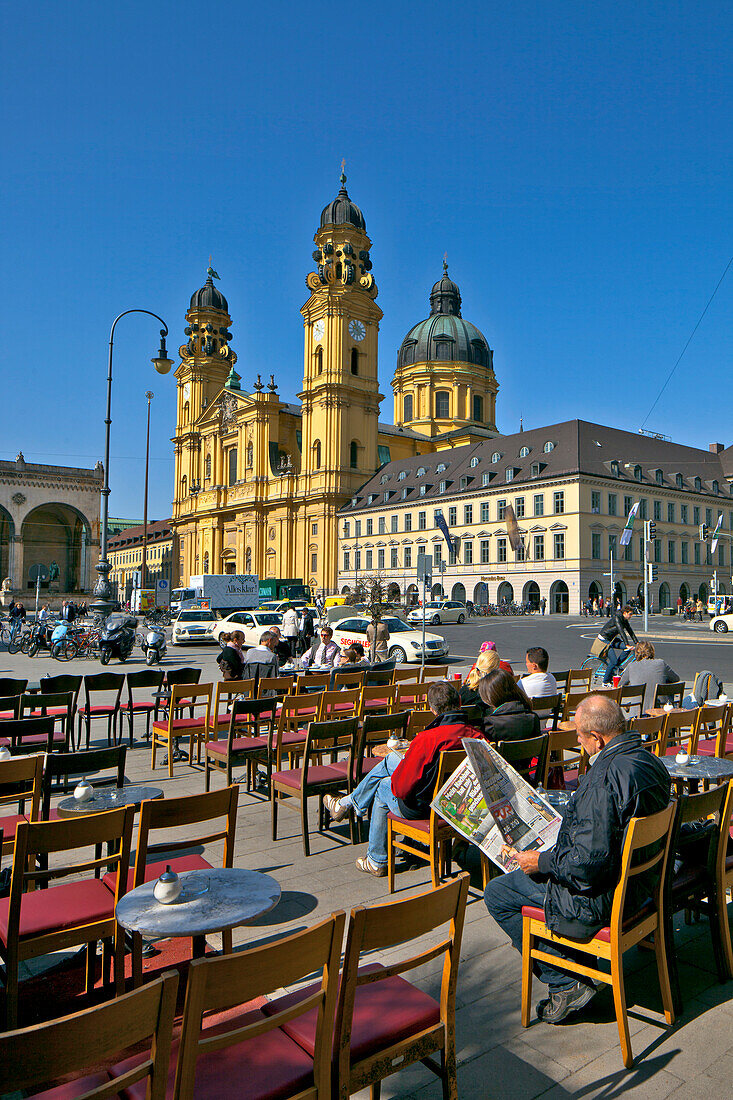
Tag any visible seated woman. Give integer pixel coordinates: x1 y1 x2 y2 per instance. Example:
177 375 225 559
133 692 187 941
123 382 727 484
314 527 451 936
617 641 679 713
338 642 370 668
218 644 244 682
466 640 513 682
459 648 500 711
478 669 540 742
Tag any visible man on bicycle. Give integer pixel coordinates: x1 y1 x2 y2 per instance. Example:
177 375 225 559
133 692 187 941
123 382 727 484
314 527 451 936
596 603 638 684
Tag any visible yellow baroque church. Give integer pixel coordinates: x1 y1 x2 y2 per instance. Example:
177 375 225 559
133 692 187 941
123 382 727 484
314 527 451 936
171 170 499 592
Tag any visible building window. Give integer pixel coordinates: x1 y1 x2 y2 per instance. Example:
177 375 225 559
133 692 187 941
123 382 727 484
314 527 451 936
343 552 350 571
480 502 490 523
470 456 480 468
449 506 457 525
609 534 617 558
544 441 555 453
378 549 385 570
350 347 359 375
314 440 321 469
654 539 661 563
464 540 473 564
439 480 446 494
693 506 700 525
311 522 318 536
706 508 712 525
624 495 633 517
519 445 530 458
554 532 565 559
480 539 490 564
533 534 544 561
624 541 633 562
405 514 412 532
482 472 490 486
434 391 450 419
611 460 620 477
449 540 458 565
592 533 601 559
656 469 664 485
694 476 702 492
472 394 483 422
434 545 442 566
681 541 688 564
355 520 361 537
418 511 426 531
639 499 648 520
497 538 507 563
591 491 601 514
403 394 413 422
668 540 675 563
667 503 675 523
634 465 643 481
205 455 212 480
514 496 524 518
366 519 373 536
676 473 684 488
378 517 386 534
464 504 473 525
366 550 373 570
315 347 323 374
405 546 412 568
553 491 564 514
391 515 398 533
681 504 688 524
534 494 544 517
497 499 506 520
608 494 617 516
203 552 210 574
653 500 661 521
419 485 426 496
719 543 725 566
433 509 443 525
354 550 361 570
694 543 700 565
350 441 358 469
228 448 238 486
390 547 398 569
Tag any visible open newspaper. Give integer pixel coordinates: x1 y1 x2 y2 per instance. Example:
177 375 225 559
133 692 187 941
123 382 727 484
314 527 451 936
431 739 563 873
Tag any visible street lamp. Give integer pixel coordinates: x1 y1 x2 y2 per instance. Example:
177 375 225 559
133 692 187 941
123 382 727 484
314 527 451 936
141 391 154 594
91 311 173 616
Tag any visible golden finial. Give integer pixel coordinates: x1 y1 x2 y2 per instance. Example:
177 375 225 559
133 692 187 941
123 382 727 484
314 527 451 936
443 251 448 275
340 158 347 187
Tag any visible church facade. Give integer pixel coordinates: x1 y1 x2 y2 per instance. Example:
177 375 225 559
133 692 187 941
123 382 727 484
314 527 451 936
170 172 498 592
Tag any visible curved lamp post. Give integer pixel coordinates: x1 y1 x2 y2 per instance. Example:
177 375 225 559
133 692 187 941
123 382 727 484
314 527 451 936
91 311 173 616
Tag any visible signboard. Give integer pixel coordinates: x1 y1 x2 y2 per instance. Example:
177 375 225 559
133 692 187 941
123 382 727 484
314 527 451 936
156 578 170 607
416 551 432 586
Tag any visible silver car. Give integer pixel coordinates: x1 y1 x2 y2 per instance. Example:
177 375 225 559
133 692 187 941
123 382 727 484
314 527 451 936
407 600 467 626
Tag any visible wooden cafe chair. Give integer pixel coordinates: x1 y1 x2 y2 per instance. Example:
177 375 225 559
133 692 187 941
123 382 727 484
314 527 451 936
0 716 57 756
529 692 562 732
331 668 366 691
0 694 22 723
619 683 645 721
633 714 667 756
0 678 28 698
318 687 361 722
561 690 589 724
20 690 74 752
77 671 126 750
546 729 588 791
296 671 331 695
205 698 278 793
392 667 420 685
40 744 127 821
652 682 685 709
407 708 434 738
151 683 213 778
496 734 550 790
206 678 256 740
694 703 731 757
566 668 592 693
0 753 43 858
395 683 431 712
520 802 676 1068
661 709 699 757
0 971 178 1100
359 682 397 719
420 665 449 682
119 668 165 746
0 806 134 1029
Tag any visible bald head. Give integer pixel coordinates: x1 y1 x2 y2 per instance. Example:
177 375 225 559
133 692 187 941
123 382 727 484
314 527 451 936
575 694 626 745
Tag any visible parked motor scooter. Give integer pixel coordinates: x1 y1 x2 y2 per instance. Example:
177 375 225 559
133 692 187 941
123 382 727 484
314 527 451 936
99 613 138 665
141 625 167 666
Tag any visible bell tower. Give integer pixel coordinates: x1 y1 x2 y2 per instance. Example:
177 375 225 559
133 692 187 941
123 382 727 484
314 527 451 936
299 167 383 495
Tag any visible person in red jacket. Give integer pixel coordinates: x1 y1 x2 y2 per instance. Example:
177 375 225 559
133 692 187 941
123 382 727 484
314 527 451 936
324 682 484 877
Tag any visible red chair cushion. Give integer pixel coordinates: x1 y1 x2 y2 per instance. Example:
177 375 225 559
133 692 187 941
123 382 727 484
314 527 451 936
29 1072 113 1099
119 701 156 713
521 902 655 942
29 707 71 718
152 718 207 732
111 1006 315 1100
323 703 356 715
15 732 66 747
78 706 117 716
262 963 440 1063
362 698 391 709
102 853 212 894
387 811 429 836
207 737 267 757
0 880 115 943
0 813 29 842
272 765 346 790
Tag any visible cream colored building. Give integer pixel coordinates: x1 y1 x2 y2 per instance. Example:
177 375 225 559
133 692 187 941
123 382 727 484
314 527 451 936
108 520 174 603
170 172 497 593
338 420 733 614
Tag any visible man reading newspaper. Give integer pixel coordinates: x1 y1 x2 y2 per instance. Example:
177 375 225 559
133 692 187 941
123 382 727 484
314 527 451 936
484 695 670 1024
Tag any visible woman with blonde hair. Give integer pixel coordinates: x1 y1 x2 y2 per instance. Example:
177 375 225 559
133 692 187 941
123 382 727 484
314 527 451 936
460 648 500 710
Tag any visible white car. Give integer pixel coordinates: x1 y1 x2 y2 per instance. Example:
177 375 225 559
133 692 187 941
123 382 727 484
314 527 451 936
171 609 219 645
407 600 467 626
709 613 733 634
213 610 284 647
331 615 449 664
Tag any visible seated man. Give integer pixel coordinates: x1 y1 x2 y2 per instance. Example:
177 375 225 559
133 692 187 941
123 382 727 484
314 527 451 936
617 641 679 713
484 694 670 1024
324 682 483 876
302 624 340 669
241 630 280 679
268 625 293 667
519 647 558 699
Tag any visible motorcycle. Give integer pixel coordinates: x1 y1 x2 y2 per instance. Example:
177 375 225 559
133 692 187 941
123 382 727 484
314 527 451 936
141 625 167 666
26 619 55 657
99 613 138 665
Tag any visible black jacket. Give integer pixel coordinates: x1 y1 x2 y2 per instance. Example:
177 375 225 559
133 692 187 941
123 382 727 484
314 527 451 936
537 731 670 937
599 612 637 648
482 700 540 743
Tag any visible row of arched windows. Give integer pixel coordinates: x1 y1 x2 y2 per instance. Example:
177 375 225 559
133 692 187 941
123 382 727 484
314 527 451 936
401 391 485 423
313 347 359 375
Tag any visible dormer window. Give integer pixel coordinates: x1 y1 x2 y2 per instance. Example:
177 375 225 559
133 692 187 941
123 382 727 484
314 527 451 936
380 473 389 484
694 476 702 492
439 480 446 493
416 466 426 477
712 480 719 494
470 456 479 468
531 462 540 477
634 465 643 481
482 472 490 486
543 441 555 453
419 485 426 496
460 476 469 489
505 467 516 483
655 469 664 485
398 470 407 480
519 446 530 458
611 460 620 477
436 463 447 473
491 451 502 463
401 488 408 500
676 473 684 489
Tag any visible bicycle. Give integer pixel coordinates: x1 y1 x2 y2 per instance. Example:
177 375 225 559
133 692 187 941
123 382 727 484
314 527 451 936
5 618 24 654
581 645 637 686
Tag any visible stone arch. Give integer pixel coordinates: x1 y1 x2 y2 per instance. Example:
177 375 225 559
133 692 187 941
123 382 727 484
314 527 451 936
550 579 569 614
405 583 419 607
473 581 488 606
451 582 466 603
431 583 444 599
699 582 708 603
523 580 540 609
659 582 671 609
589 581 602 602
20 502 93 594
0 505 15 585
387 582 401 602
679 582 690 603
341 584 351 595
497 581 514 604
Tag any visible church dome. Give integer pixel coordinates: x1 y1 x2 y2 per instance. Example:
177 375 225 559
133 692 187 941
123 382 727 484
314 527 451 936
189 271 228 313
320 169 366 232
397 266 491 369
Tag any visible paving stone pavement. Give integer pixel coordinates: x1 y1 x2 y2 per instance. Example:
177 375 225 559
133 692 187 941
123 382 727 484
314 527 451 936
30 709 733 1098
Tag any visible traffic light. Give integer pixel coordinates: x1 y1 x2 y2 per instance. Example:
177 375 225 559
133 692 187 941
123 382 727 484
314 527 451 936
648 521 656 541
700 523 710 541
651 563 658 582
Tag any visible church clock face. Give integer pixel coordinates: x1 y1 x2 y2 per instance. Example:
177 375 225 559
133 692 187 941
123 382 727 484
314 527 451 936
313 319 325 342
349 319 366 342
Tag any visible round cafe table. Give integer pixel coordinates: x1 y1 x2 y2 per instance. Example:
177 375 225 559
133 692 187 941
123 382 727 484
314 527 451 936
115 868 281 949
55 784 163 818
660 755 733 784
372 741 409 759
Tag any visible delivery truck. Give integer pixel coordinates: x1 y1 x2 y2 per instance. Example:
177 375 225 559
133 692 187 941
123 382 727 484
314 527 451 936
172 574 259 614
257 579 311 603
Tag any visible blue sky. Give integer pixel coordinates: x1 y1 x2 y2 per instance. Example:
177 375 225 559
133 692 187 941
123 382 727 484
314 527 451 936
1 0 731 520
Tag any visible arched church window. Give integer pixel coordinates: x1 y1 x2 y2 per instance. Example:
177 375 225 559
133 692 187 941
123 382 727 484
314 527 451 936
180 476 187 497
403 394 413 422
473 394 483 423
247 442 253 468
205 455 212 481
228 448 238 486
314 440 321 469
315 347 323 375
435 391 450 419
203 552 210 574
350 441 358 469
351 348 359 375
183 402 190 422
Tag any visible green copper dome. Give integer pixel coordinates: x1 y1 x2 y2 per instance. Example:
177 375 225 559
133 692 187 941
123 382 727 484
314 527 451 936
397 266 491 369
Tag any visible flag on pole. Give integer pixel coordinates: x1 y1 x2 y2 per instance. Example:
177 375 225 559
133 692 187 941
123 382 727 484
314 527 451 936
711 513 724 553
504 505 523 553
619 501 640 546
435 513 459 558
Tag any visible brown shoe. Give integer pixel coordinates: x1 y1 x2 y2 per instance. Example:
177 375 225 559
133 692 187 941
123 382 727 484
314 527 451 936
356 855 387 877
324 794 349 823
